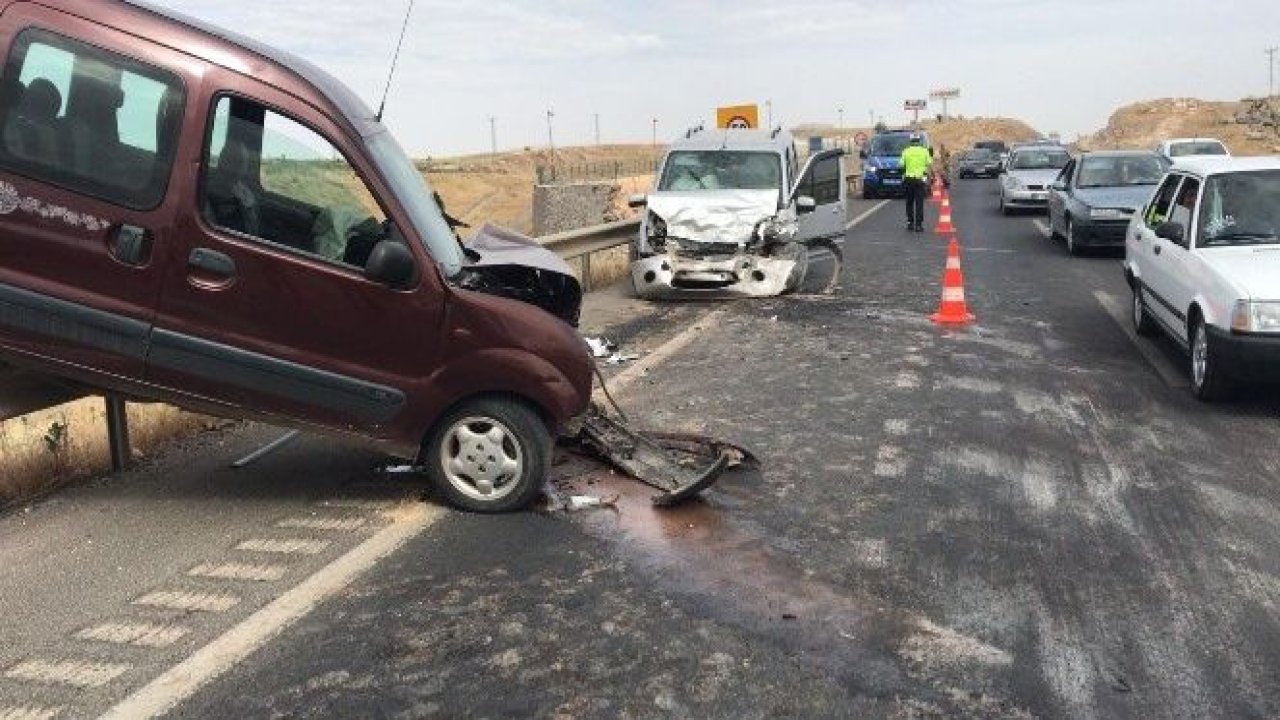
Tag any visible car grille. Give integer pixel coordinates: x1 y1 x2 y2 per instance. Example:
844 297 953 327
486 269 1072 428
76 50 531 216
880 169 903 179
1025 184 1045 191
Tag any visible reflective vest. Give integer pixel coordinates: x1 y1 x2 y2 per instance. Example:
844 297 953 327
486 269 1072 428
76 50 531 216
901 145 931 180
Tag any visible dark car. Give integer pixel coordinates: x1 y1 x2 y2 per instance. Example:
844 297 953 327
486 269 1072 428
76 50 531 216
0 0 593 511
1046 151 1166 255
860 129 931 198
957 149 1001 179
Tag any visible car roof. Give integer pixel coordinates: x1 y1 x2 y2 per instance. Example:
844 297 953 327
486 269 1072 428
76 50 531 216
1168 156 1280 177
668 129 793 153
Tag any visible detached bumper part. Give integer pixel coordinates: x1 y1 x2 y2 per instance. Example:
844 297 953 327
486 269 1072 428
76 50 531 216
630 244 808 299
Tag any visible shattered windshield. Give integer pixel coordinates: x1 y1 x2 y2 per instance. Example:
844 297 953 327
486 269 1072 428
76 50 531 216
869 135 912 156
364 129 465 277
1197 170 1280 246
1077 155 1164 188
1010 150 1070 171
657 151 782 192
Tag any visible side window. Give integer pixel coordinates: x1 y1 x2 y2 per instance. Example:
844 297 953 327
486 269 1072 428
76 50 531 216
202 96 387 269
798 154 841 205
1145 174 1182 228
1169 177 1200 241
0 29 184 209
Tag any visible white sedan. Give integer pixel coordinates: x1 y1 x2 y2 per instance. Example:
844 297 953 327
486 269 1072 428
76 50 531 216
1124 157 1280 399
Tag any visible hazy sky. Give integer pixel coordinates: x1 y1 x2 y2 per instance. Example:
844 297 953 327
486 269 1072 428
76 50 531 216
154 0 1279 157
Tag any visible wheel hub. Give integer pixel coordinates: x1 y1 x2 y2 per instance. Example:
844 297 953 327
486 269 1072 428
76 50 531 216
443 418 522 501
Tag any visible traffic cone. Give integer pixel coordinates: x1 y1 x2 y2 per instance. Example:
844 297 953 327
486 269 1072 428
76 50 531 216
931 237 975 326
935 194 956 235
929 175 943 204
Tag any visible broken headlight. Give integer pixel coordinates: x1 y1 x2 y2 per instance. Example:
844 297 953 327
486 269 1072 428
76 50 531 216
647 211 667 240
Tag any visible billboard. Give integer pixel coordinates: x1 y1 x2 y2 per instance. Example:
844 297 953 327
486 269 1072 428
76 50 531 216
716 104 760 130
904 99 928 110
929 88 961 100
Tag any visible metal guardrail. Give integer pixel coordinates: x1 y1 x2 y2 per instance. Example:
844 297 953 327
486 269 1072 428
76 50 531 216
537 217 640 291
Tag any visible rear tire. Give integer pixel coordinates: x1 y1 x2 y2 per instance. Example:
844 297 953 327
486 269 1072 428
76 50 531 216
423 397 551 513
1190 317 1232 401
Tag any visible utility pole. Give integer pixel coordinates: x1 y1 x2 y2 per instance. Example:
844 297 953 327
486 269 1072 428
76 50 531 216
868 109 875 128
765 99 773 129
593 113 600 146
651 118 658 149
487 116 496 155
837 106 844 131
546 108 555 154
1268 46 1279 97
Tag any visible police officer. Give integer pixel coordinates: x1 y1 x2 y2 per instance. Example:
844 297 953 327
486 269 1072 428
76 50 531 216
900 133 932 232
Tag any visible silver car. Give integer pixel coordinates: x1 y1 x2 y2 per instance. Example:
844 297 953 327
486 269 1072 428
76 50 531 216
1000 146 1072 214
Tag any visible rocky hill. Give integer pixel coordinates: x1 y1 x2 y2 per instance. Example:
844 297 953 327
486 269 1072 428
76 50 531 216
1083 97 1280 154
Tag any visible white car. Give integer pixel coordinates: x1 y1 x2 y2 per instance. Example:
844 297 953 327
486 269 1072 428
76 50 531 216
1124 157 1280 399
1000 145 1071 214
1154 138 1230 165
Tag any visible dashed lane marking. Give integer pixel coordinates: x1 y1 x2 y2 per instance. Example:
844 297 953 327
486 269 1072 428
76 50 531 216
75 622 190 649
132 591 239 614
101 503 446 720
275 517 366 532
3 659 130 689
236 539 332 555
1093 290 1189 388
845 199 891 231
1032 218 1052 238
187 562 287 582
0 705 62 720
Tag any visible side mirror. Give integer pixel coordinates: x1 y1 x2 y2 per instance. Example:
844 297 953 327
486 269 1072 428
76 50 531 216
365 241 416 288
627 193 647 209
1155 221 1186 246
795 196 817 214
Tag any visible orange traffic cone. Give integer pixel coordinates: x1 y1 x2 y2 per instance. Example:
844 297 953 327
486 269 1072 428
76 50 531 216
931 237 975 326
935 194 956 235
929 175 943 204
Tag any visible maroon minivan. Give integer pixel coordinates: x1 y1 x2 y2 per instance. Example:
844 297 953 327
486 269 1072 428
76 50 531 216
0 0 593 511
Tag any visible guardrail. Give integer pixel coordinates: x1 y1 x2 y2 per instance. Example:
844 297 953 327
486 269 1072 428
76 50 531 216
0 217 642 475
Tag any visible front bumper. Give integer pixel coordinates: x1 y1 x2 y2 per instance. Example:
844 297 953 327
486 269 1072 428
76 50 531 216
1003 188 1049 208
864 175 906 195
631 248 807 299
1208 326 1280 382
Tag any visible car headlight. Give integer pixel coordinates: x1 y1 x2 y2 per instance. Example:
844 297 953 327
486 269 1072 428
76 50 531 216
646 211 667 239
1231 301 1280 334
864 165 878 177
1090 207 1129 220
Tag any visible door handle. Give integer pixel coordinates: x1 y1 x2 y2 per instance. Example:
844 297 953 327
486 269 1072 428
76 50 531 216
188 247 236 277
109 224 152 267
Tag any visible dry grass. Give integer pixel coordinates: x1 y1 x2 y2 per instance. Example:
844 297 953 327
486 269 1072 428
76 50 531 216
0 399 218 508
1082 97 1280 154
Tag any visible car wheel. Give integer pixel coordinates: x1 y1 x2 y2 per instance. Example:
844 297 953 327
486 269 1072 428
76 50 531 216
1189 317 1231 401
1132 285 1157 336
1065 217 1080 255
862 188 876 200
423 397 551 513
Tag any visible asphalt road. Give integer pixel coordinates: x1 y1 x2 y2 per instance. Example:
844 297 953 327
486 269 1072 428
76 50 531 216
2 183 1279 719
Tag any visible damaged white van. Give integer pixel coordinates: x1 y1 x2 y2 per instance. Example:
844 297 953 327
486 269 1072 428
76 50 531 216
628 127 846 298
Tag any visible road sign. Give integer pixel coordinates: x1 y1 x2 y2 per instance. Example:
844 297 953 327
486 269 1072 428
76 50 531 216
903 99 927 110
716 104 760 130
928 88 961 100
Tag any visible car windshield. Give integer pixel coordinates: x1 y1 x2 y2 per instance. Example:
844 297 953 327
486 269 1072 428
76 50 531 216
965 150 997 161
1197 170 1280 247
1010 150 1070 170
657 151 782 192
364 129 466 278
975 141 1007 153
1170 141 1227 157
869 135 913 156
1077 155 1164 188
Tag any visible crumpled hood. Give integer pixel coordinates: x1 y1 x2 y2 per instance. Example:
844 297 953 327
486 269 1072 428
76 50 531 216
1200 245 1280 300
647 189 781 244
456 224 582 325
1072 186 1157 211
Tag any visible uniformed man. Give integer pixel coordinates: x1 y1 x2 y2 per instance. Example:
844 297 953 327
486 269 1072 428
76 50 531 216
900 133 932 232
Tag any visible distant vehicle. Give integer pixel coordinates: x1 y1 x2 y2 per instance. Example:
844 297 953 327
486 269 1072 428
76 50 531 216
860 129 931 199
628 127 846 298
1155 138 1230 164
1124 157 1280 399
957 149 1001 179
974 140 1010 171
999 146 1072 214
1047 151 1165 254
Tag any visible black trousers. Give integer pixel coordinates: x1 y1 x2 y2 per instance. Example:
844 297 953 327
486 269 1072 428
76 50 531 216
904 178 926 226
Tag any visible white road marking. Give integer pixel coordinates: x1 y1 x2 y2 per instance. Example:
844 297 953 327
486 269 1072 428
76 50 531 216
187 562 287 582
1032 219 1052 238
76 622 189 648
236 539 332 555
101 503 445 720
3 659 130 689
0 705 62 720
1093 290 1189 388
275 517 366 532
133 591 240 614
845 199 891 231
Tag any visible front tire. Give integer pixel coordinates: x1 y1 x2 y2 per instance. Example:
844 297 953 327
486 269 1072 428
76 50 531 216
1132 285 1156 336
423 397 551 513
1190 318 1231 401
1065 217 1081 256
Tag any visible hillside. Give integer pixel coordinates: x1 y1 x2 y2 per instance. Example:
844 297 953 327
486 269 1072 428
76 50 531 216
797 116 1042 157
1083 97 1280 154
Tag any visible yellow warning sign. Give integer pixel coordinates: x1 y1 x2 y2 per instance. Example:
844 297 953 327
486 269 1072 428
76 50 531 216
716 104 760 130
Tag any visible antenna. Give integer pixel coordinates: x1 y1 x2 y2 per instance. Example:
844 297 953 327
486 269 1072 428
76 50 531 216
376 0 416 122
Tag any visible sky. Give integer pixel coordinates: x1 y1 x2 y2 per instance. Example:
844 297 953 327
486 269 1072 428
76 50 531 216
154 0 1280 158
